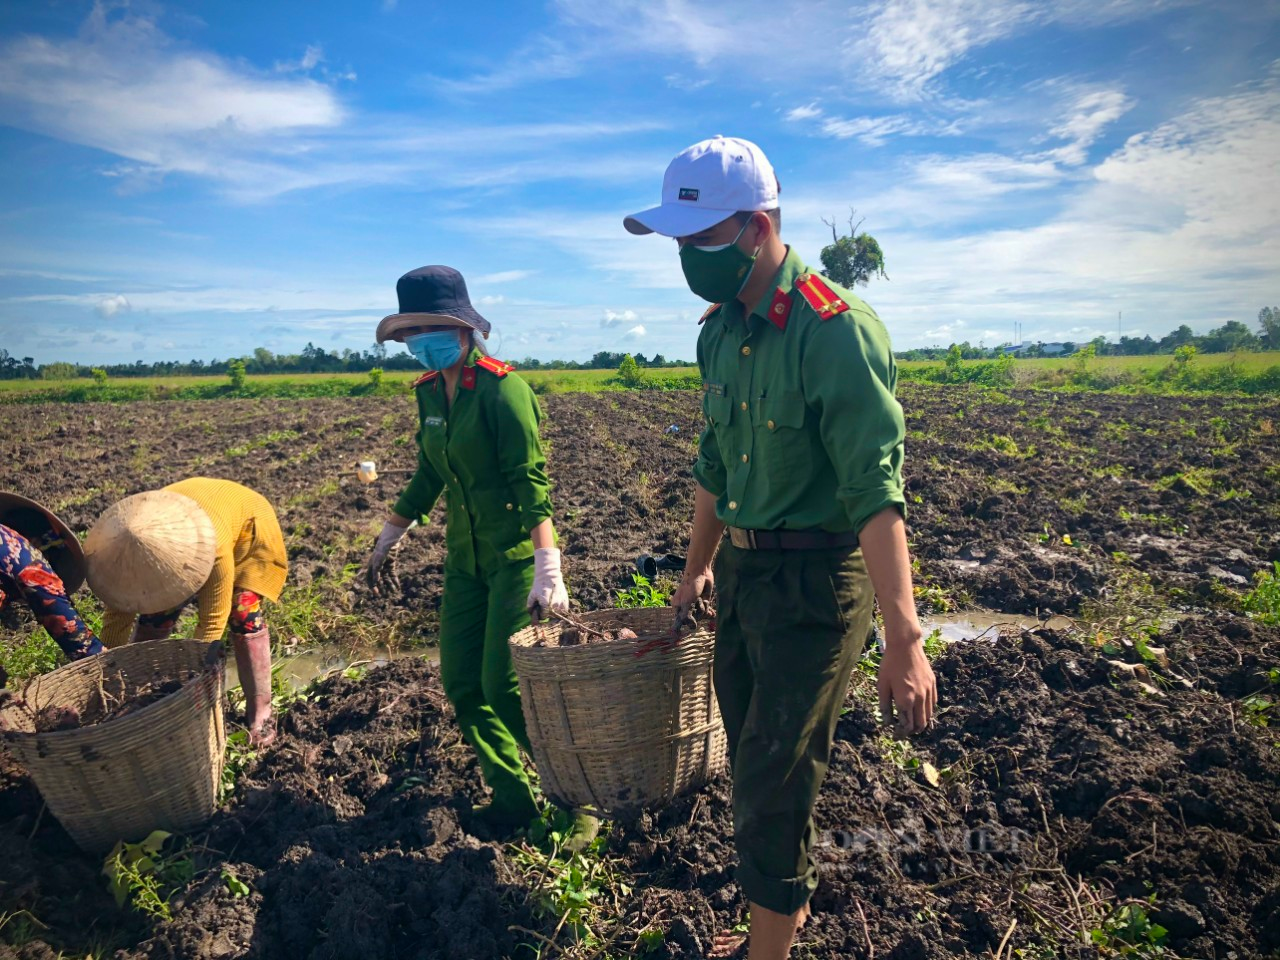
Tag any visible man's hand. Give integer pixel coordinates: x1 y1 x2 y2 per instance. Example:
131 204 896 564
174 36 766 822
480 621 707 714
635 568 715 657
672 568 714 632
877 636 936 735
366 519 412 595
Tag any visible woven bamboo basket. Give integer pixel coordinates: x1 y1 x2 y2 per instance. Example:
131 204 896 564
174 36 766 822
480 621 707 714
0 639 226 853
509 608 726 814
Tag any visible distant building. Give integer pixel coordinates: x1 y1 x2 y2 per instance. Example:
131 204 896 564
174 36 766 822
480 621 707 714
999 341 1069 356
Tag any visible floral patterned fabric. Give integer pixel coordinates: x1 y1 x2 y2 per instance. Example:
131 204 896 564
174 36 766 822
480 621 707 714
0 522 103 661
134 588 265 642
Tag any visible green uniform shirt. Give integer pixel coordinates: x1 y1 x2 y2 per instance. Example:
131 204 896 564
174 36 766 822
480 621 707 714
693 246 906 534
394 349 555 574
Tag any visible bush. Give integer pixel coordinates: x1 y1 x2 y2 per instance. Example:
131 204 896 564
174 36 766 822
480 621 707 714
91 367 108 385
40 362 78 381
618 354 644 388
368 367 384 386
227 359 248 392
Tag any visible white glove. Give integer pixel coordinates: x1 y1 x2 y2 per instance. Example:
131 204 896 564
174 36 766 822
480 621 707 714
366 520 413 592
527 547 569 622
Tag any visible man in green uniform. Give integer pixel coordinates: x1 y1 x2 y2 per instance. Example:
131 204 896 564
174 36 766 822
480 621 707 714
366 266 595 848
624 137 937 959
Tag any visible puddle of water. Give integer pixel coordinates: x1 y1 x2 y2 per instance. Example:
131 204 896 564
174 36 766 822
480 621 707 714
225 643 439 692
919 611 1075 645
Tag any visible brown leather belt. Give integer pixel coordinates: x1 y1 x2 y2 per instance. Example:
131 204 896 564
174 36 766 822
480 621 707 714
726 527 859 551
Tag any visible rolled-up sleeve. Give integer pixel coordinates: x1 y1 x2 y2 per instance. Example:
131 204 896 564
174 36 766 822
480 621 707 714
802 308 906 533
693 417 727 497
491 376 555 532
393 437 445 523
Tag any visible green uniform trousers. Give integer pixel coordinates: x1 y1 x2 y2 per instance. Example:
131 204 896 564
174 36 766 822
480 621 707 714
438 555 538 820
712 542 875 915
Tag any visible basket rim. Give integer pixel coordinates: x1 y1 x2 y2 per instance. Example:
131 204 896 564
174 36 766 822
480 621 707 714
2 639 225 743
510 607 710 650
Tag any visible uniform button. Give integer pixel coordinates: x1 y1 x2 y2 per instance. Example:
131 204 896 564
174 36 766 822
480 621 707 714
797 273 811 283
767 420 776 430
505 503 513 510
728 501 738 510
741 454 749 463
741 345 751 356
740 401 748 411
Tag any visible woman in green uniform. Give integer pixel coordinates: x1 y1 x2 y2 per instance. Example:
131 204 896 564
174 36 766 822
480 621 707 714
366 265 593 845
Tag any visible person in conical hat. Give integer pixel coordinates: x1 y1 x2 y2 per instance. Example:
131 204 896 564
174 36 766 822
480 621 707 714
86 478 288 747
0 492 103 665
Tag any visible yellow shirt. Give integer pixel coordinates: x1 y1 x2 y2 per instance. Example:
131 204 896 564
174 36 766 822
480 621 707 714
101 478 288 646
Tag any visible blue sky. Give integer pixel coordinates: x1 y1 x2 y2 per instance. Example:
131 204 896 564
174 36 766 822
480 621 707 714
0 0 1277 366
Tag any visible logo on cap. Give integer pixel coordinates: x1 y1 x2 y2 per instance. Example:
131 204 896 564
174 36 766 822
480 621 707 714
678 188 700 202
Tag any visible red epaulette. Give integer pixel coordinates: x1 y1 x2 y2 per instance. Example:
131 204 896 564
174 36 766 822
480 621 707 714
793 272 851 321
476 356 514 377
412 370 439 388
698 303 722 325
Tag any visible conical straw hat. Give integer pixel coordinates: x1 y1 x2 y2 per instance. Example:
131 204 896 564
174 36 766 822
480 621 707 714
85 491 217 614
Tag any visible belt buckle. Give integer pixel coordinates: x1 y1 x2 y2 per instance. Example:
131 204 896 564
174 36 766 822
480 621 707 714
729 527 755 549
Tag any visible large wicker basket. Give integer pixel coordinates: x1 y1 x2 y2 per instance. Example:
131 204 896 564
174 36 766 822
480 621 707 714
509 608 726 814
0 639 226 853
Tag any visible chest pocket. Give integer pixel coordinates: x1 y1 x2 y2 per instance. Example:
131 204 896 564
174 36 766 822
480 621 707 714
702 390 734 451
755 391 811 485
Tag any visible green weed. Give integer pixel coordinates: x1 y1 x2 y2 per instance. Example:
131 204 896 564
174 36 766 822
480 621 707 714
614 574 671 609
101 831 194 922
224 429 301 458
1242 561 1280 625
219 729 257 804
1088 898 1168 956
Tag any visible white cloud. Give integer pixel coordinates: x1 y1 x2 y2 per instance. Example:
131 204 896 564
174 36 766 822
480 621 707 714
96 294 130 318
0 4 342 192
1041 87 1134 165
786 103 822 121
624 324 647 339
275 44 324 74
477 294 505 305
603 308 639 327
852 0 1199 101
853 0 1035 101
0 5 663 201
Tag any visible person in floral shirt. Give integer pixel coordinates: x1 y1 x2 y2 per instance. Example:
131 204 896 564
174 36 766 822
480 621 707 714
0 493 102 664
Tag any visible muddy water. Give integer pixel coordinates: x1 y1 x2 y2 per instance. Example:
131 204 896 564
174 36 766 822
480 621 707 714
225 643 440 691
228 610 1069 691
919 610 1075 643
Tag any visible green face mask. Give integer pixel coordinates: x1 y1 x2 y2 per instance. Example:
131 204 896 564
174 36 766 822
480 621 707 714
679 219 761 304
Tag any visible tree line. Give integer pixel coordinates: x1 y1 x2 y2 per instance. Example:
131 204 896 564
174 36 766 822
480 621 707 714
0 345 694 381
896 311 1279 362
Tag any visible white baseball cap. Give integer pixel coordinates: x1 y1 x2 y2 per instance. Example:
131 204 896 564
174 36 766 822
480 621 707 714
624 135 779 238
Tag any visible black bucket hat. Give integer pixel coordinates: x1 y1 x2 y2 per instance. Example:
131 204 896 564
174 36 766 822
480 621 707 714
0 492 86 594
376 265 491 343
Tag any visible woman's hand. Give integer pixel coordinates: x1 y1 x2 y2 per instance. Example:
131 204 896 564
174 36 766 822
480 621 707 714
527 547 569 622
366 516 413 595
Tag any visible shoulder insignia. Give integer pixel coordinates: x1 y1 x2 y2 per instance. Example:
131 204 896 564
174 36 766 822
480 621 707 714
766 287 792 331
698 302 722 325
793 272 851 321
476 356 513 377
412 371 439 388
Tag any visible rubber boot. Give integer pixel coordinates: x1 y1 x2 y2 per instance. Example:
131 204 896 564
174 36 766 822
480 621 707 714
233 627 275 747
561 808 600 854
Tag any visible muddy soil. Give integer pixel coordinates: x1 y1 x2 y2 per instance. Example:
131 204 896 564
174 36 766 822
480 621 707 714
3 387 1277 642
2 614 1276 959
3 386 1280 958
